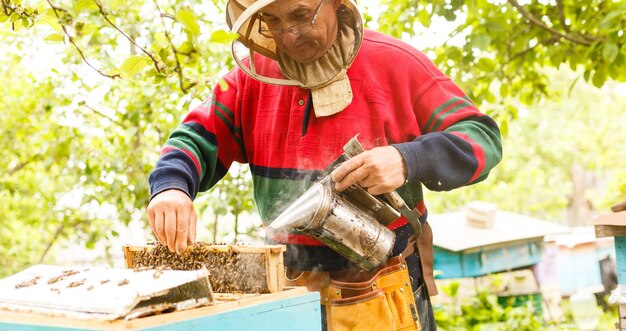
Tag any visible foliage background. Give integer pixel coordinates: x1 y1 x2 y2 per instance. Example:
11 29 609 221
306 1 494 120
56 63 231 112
1 0 625 280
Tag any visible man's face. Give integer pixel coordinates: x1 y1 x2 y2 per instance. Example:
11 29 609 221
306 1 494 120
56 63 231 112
260 0 342 64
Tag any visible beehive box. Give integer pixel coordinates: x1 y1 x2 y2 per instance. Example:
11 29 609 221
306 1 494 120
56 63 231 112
0 287 322 331
0 244 322 330
123 243 286 294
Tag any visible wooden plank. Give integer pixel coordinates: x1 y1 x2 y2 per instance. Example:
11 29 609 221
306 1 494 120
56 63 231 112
593 211 626 239
595 225 626 239
0 288 320 331
124 244 286 256
612 201 626 213
122 245 153 269
264 247 285 293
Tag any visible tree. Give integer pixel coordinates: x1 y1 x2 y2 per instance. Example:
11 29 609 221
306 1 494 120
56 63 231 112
0 0 237 276
1 0 237 94
375 0 626 127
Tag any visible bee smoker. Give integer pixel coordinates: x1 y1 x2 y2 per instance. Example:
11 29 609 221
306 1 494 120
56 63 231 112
268 177 399 271
268 136 411 271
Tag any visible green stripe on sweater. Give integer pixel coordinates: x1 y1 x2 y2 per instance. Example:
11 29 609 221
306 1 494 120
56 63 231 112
211 99 243 139
167 125 221 192
212 98 246 161
445 120 503 180
429 100 474 132
423 97 465 132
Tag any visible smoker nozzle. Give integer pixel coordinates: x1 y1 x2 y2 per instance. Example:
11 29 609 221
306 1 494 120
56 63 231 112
267 182 331 233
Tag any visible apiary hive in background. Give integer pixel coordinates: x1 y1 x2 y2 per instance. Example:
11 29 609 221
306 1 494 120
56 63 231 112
593 208 626 331
123 243 286 294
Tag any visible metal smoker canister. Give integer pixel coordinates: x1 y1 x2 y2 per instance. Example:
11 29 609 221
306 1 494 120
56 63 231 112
268 182 395 271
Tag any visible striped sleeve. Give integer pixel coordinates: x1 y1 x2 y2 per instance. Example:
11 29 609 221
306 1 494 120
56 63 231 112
149 71 245 200
393 78 502 191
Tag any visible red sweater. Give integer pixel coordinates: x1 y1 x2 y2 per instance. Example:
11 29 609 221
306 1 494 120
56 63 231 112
149 29 502 271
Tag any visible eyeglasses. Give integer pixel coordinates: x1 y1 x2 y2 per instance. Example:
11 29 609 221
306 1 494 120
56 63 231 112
258 0 325 38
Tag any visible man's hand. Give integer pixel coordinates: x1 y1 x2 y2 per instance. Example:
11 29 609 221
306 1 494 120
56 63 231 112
331 146 407 195
147 189 197 253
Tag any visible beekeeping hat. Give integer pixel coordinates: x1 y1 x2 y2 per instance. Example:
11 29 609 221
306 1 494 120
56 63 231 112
226 0 363 117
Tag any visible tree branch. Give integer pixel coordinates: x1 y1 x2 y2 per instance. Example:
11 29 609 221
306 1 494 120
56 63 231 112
508 36 560 62
1 0 14 16
45 0 120 79
38 222 65 264
83 104 128 128
160 12 174 20
507 0 595 46
555 0 570 33
94 0 163 74
152 0 189 93
9 160 32 175
8 161 29 175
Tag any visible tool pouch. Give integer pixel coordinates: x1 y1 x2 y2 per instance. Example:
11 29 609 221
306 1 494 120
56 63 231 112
323 254 422 331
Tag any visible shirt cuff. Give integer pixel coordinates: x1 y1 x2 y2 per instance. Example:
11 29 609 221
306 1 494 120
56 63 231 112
391 142 421 183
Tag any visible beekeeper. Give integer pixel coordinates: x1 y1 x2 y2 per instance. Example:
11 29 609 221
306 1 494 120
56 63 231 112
147 1 503 330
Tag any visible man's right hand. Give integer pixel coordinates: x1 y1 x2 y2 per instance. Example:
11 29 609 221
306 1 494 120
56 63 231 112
147 189 197 253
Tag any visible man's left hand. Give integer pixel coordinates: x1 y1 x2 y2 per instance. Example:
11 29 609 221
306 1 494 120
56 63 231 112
331 146 407 195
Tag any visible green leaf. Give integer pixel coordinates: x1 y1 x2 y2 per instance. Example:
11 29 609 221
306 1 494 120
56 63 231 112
20 18 32 29
471 34 491 50
417 10 431 27
75 0 98 12
175 9 200 37
591 67 607 88
178 41 194 54
567 76 580 97
44 34 64 42
40 9 63 33
484 21 504 32
442 9 456 21
499 83 509 97
569 50 585 70
599 6 626 29
85 230 100 250
602 42 619 63
107 68 122 78
210 30 239 44
109 0 123 11
120 56 150 77
477 58 496 72
0 14 9 23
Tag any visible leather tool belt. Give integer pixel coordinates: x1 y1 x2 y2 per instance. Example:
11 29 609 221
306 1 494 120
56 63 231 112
285 239 422 331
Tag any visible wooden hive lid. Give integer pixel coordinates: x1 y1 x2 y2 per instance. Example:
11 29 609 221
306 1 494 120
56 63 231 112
593 210 626 238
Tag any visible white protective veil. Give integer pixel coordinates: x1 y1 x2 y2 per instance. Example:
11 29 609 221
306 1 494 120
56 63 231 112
226 0 363 117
